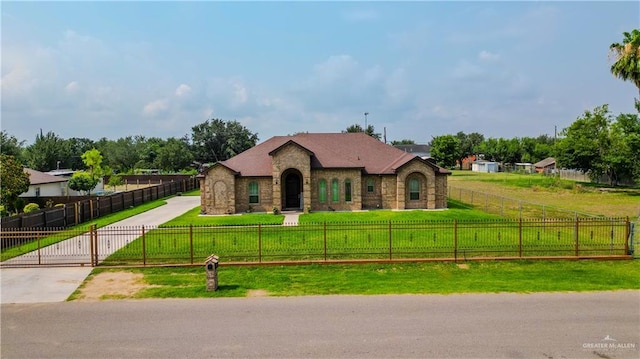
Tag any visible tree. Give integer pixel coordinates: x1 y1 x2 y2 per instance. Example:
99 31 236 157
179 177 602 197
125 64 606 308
68 172 99 195
23 130 66 171
429 135 460 168
62 137 95 170
156 136 194 172
0 131 25 160
81 148 104 180
390 139 416 145
191 119 259 164
554 104 639 186
455 132 484 169
344 124 381 140
609 29 640 96
0 154 30 213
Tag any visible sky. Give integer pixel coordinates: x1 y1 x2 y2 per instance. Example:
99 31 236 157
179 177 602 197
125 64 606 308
2 1 639 146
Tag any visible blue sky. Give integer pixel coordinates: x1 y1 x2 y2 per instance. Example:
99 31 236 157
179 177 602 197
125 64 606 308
2 1 638 145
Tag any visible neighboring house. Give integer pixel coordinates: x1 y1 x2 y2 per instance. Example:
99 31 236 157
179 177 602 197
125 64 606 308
458 154 477 170
534 157 556 174
472 160 499 173
198 133 451 214
20 169 68 198
393 144 431 159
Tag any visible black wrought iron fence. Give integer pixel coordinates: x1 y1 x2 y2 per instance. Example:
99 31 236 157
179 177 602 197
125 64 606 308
1 217 631 267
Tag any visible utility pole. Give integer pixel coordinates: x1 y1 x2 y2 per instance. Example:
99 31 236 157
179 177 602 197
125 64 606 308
364 112 369 132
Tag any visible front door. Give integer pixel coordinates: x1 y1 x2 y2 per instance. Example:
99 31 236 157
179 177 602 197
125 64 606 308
284 173 301 209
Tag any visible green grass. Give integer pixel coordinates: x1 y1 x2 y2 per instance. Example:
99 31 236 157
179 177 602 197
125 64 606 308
299 200 503 223
69 259 640 300
161 206 285 226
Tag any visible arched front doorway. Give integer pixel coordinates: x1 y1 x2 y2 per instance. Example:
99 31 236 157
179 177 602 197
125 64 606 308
281 169 303 210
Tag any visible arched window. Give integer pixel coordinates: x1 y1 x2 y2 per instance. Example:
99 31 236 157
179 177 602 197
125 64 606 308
409 178 420 200
331 179 339 202
344 179 352 202
249 182 259 204
318 179 327 203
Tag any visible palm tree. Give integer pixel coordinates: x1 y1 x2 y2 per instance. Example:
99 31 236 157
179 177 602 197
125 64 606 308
609 29 640 97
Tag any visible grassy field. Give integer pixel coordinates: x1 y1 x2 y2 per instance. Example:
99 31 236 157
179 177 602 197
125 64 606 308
448 171 639 218
70 259 640 300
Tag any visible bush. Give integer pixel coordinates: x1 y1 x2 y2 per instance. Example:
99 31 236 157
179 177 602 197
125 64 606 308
0 205 7 217
23 203 40 213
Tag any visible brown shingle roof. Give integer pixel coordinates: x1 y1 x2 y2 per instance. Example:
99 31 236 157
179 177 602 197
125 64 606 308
218 133 449 176
24 168 68 185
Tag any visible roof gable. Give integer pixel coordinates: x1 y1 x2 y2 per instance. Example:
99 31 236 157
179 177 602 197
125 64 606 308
216 133 448 176
24 168 68 185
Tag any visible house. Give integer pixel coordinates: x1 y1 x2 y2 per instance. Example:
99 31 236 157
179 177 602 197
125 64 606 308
393 144 430 159
20 169 68 198
472 160 499 173
198 133 451 214
534 157 556 174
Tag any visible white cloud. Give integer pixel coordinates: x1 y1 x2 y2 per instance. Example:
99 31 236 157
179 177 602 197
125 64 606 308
175 84 192 97
142 99 169 116
478 50 500 62
65 81 79 92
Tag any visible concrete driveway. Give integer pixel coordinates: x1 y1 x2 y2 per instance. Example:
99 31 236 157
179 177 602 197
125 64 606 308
0 196 200 304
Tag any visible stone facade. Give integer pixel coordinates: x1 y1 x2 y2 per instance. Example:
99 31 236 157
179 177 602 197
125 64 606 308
199 134 450 215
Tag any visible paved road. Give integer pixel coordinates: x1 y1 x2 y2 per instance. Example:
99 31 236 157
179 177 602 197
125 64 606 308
0 196 201 304
2 291 638 358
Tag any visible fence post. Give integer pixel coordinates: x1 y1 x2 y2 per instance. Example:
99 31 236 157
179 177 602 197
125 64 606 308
258 224 262 263
454 220 458 262
90 200 94 220
388 221 392 260
624 217 630 255
189 224 194 264
142 225 147 266
518 218 523 257
323 221 327 261
90 224 95 266
37 230 42 265
519 201 522 219
574 218 579 257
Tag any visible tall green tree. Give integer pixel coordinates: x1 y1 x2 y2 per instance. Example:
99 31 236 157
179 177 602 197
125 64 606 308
62 137 95 170
156 136 194 172
455 132 484 169
81 148 104 180
191 119 258 163
609 29 640 110
0 131 25 160
609 29 640 93
429 135 460 168
23 130 66 171
0 154 30 213
555 105 639 186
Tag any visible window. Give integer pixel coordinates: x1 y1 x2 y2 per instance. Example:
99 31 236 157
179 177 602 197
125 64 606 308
249 182 259 204
409 178 420 200
331 179 339 202
35 187 41 197
366 179 374 193
319 179 327 203
344 179 352 202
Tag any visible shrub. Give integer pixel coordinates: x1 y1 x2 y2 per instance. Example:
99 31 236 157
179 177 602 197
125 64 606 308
23 203 40 213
